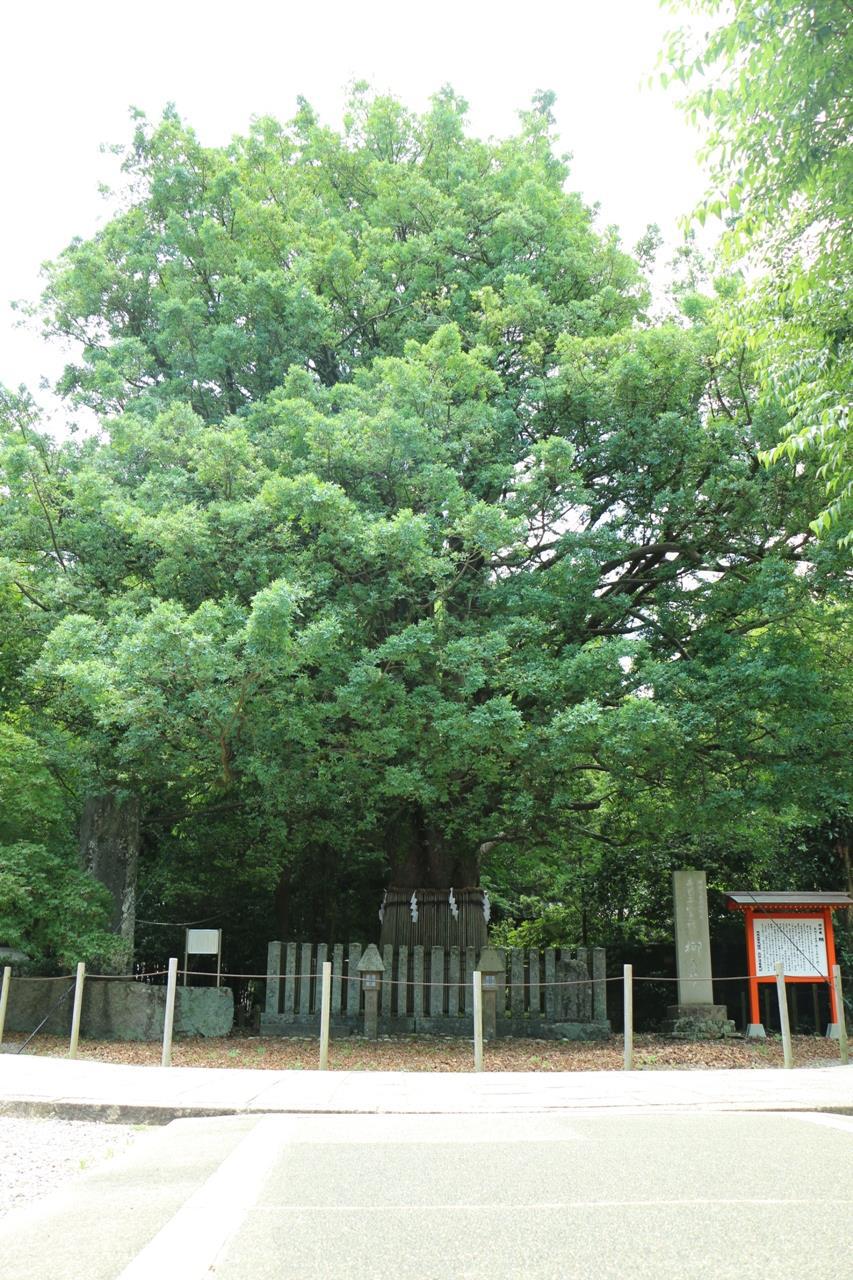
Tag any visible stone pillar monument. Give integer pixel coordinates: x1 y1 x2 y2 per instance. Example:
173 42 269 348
665 869 735 1037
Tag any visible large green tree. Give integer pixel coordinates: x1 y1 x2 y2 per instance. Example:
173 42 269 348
662 0 852 543
1 89 849 963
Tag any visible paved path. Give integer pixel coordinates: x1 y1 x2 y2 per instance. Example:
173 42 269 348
1 1110 852 1279
1 1057 851 1278
1 1053 852 1122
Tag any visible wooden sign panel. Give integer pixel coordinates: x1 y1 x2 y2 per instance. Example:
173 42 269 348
186 928 221 956
752 917 827 978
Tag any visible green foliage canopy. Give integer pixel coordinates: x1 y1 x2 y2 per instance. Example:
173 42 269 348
1 89 849 960
663 0 852 542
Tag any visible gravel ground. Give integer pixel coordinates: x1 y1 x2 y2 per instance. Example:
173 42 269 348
0 1117 142 1220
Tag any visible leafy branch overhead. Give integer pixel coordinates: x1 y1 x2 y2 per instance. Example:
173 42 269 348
662 0 852 544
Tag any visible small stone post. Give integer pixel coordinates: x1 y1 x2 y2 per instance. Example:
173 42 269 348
775 962 793 1069
477 947 503 1041
0 966 11 1046
161 957 178 1068
358 944 385 1040
68 962 86 1059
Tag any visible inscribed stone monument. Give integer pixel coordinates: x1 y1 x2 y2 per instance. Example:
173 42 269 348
666 869 735 1037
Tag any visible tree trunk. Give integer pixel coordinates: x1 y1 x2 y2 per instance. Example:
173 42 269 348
379 805 487 947
79 792 140 970
839 835 852 954
386 806 479 889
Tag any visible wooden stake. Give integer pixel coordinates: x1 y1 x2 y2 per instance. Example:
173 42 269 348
0 966 11 1046
68 962 86 1059
161 957 178 1068
775 962 793 1069
319 961 332 1070
473 970 484 1072
832 965 849 1066
623 964 633 1071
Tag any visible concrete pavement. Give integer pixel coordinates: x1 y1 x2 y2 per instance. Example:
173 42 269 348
1 1056 851 1278
1 1110 852 1279
1 1051 851 1122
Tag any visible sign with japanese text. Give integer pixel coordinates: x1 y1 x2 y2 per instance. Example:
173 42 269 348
752 917 827 978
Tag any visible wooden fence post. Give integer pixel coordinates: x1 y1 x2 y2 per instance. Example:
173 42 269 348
623 964 633 1071
775 962 793 1069
319 961 332 1070
832 965 848 1066
68 962 86 1059
161 957 178 1068
0 966 11 1046
473 970 484 1072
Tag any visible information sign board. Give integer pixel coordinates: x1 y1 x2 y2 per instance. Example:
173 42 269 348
183 927 223 987
752 917 827 978
186 928 221 956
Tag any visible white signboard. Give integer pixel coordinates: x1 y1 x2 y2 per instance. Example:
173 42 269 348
186 928 221 956
752 917 827 978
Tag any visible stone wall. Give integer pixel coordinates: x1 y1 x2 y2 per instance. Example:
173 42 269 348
5 978 233 1041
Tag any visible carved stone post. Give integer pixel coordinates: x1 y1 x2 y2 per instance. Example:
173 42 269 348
358 943 385 1040
477 947 504 1041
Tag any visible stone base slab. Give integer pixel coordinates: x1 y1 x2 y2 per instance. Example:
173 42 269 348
664 1004 738 1039
260 1012 611 1040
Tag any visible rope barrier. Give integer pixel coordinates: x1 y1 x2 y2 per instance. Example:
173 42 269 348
14 983 76 1055
6 960 846 1066
183 968 760 986
634 973 753 984
7 968 812 988
15 970 172 982
14 974 75 983
9 953 831 994
88 970 172 980
137 915 221 927
183 970 621 986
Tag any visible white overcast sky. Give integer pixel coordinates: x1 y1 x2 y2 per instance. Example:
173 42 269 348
1 0 711 417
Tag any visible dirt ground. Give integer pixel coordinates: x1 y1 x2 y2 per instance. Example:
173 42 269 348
3 1031 845 1072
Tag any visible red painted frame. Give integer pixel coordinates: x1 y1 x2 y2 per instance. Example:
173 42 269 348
730 904 839 1026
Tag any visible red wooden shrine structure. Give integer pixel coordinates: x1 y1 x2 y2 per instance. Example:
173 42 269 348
725 891 852 1035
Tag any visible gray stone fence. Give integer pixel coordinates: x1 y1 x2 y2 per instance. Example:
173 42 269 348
4 976 233 1042
262 942 609 1038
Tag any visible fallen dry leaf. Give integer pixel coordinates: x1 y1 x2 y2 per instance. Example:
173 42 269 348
2 1032 843 1072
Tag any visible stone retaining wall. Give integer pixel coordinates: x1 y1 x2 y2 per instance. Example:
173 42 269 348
5 978 233 1041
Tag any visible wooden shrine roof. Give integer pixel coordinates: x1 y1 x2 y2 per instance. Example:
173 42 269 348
725 891 853 910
